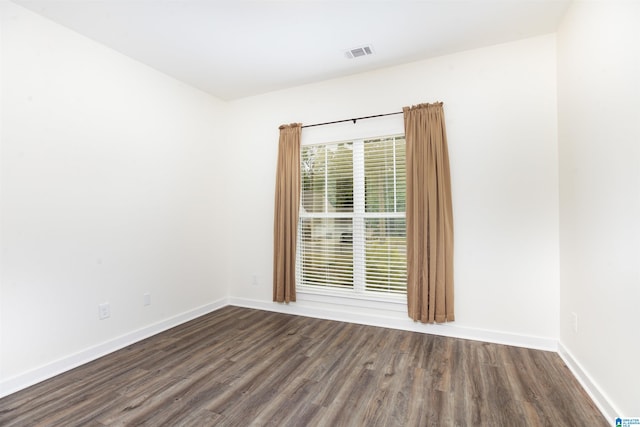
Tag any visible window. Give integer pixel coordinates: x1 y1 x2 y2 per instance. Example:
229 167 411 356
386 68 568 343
297 135 406 297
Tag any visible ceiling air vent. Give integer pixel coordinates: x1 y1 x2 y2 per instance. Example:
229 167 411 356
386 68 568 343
345 45 374 59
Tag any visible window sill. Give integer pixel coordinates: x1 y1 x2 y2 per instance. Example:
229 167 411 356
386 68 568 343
297 286 406 311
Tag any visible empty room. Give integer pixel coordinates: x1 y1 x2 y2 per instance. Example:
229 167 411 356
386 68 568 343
1 0 638 425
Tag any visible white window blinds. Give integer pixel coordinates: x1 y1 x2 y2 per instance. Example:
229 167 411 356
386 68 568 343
297 135 407 296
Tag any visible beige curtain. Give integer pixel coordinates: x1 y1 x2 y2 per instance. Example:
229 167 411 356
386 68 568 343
404 103 454 323
273 123 302 303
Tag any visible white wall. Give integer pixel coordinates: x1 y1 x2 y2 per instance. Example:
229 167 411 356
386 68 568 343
227 34 560 347
0 2 229 393
557 0 640 417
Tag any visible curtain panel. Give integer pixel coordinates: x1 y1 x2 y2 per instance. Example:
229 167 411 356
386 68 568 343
273 123 302 303
404 103 455 323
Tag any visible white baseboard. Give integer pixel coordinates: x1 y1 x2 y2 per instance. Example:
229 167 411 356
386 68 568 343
227 296 558 352
558 342 617 422
0 298 228 399
0 296 573 404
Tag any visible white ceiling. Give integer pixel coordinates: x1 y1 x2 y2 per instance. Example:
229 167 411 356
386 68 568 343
13 0 571 101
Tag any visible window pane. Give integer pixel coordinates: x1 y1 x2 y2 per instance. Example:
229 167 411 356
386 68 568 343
302 143 353 213
301 145 326 213
365 137 405 213
365 217 407 294
299 217 354 289
395 139 406 212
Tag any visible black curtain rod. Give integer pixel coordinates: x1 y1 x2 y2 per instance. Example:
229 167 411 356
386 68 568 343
301 111 403 128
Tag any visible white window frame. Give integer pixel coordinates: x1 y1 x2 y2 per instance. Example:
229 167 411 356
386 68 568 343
296 115 406 303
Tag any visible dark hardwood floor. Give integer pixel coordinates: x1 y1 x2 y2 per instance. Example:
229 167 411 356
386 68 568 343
0 306 607 426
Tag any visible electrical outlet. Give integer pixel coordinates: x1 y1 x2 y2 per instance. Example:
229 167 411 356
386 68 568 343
98 302 110 320
143 293 151 306
570 312 578 333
